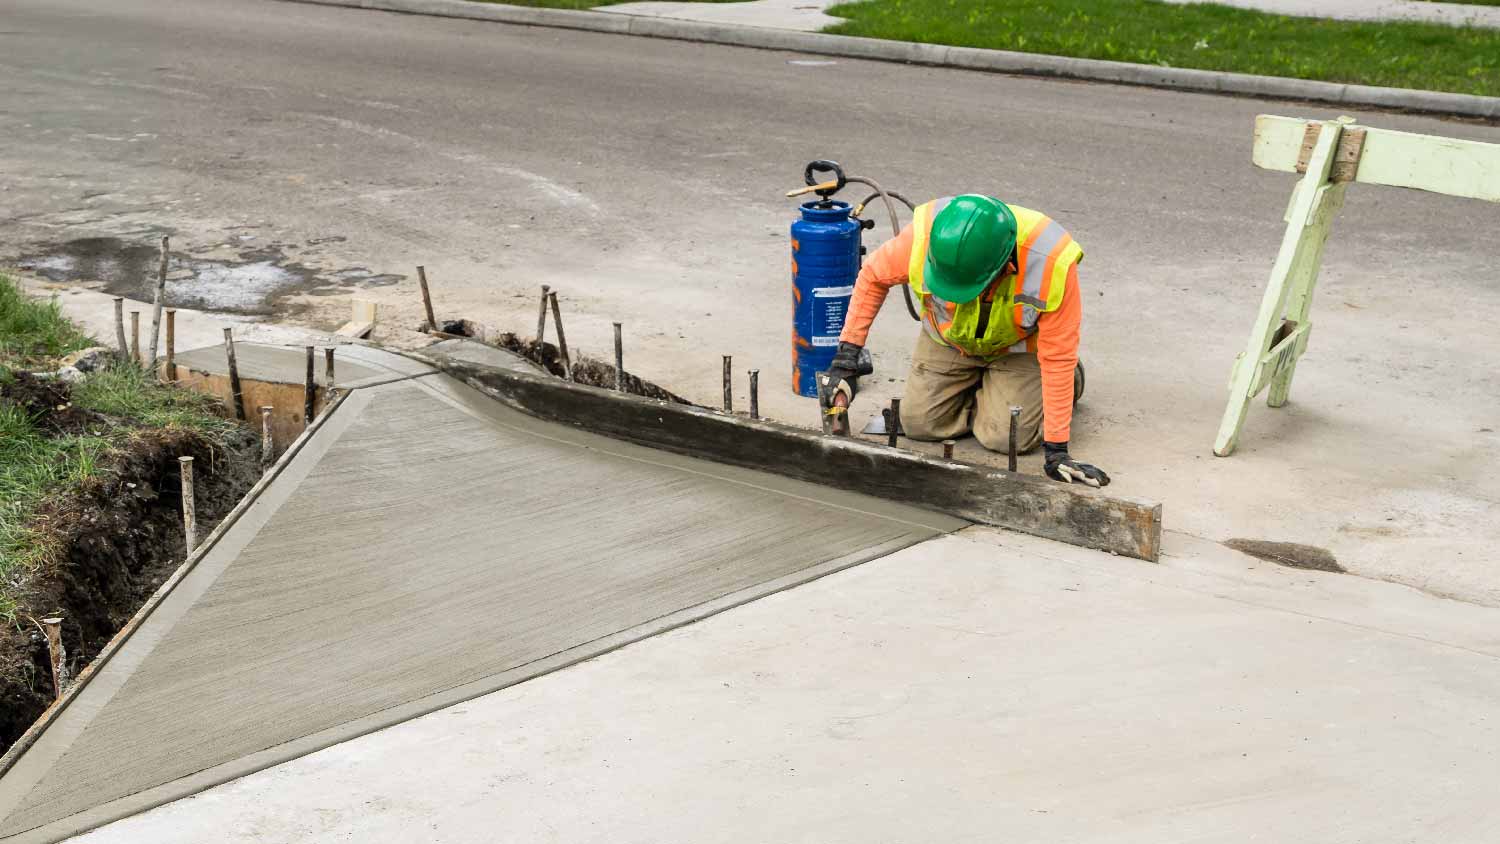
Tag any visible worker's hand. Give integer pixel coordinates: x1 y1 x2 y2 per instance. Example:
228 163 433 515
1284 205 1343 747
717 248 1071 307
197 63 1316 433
820 341 869 400
1042 441 1110 488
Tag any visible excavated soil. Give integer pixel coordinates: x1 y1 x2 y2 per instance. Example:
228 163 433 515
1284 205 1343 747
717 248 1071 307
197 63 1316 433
0 411 258 753
1 372 110 436
492 333 692 405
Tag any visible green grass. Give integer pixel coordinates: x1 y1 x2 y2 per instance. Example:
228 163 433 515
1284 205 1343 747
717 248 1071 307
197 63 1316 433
0 282 91 370
0 276 235 620
823 0 1500 96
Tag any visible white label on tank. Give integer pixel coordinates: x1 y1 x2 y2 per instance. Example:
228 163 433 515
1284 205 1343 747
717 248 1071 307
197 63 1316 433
811 336 840 346
812 286 854 297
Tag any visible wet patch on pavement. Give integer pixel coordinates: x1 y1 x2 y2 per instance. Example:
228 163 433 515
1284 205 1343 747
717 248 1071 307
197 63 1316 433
1224 538 1346 573
11 236 405 316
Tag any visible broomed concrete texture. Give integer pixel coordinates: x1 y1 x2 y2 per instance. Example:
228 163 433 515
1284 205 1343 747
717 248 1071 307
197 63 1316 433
5 0 1500 605
0 372 960 842
71 528 1500 843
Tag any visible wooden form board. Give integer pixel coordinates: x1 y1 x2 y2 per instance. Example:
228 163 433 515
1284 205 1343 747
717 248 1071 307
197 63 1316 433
1252 114 1500 202
428 356 1164 562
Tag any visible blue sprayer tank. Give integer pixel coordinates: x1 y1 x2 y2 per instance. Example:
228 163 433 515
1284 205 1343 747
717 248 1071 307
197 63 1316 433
790 199 861 396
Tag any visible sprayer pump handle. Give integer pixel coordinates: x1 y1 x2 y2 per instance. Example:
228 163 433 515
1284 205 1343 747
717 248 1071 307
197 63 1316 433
803 160 846 199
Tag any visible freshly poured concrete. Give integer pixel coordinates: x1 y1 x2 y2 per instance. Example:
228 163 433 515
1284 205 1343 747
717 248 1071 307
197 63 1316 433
68 528 1500 843
0 373 959 842
7 0 1500 606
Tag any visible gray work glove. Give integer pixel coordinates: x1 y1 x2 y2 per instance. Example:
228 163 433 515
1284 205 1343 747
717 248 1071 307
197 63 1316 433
1043 441 1110 488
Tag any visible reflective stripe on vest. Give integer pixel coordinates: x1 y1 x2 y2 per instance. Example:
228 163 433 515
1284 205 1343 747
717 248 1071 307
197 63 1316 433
908 198 1081 357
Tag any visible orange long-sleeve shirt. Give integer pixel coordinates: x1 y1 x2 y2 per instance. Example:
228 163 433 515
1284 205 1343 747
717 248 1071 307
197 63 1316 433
839 223 1083 443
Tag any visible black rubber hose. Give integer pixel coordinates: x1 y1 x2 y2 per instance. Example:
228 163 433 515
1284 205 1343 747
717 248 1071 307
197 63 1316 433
848 178 921 321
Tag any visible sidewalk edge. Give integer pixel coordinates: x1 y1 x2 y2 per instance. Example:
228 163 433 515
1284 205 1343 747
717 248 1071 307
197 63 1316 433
281 0 1500 120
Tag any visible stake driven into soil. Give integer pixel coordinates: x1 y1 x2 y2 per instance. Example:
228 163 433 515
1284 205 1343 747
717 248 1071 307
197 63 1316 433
145 235 168 367
164 308 177 382
548 292 572 381
180 456 197 554
223 328 246 421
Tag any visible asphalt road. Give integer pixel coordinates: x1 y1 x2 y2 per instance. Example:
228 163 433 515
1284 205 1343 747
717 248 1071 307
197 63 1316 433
3 0 1499 603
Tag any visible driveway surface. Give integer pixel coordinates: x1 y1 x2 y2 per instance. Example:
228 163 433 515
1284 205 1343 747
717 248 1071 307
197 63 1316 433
71 527 1500 844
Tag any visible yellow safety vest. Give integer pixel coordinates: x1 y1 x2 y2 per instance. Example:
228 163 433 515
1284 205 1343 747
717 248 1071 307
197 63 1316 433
908 198 1082 357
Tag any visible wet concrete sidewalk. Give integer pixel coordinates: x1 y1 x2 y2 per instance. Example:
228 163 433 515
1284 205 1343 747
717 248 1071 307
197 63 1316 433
0 348 959 843
67 527 1500 843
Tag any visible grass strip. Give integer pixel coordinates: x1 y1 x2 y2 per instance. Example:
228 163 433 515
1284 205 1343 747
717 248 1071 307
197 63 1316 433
0 276 235 620
823 0 1500 97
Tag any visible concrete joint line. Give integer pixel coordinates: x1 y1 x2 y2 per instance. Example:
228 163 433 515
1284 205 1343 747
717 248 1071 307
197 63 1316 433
279 0 1500 119
0 389 358 785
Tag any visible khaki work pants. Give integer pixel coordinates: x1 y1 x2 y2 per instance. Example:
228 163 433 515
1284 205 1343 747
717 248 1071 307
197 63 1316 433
901 332 1048 454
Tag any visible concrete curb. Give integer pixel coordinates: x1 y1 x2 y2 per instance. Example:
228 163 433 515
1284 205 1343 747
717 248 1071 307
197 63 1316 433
284 0 1500 120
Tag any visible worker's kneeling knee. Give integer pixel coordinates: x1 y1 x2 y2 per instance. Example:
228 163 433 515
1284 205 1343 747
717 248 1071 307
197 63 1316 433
898 411 951 442
974 419 1041 455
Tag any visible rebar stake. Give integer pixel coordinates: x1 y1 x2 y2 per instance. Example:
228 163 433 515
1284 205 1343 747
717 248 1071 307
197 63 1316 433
37 617 68 700
943 439 956 460
722 356 733 413
324 347 335 389
223 328 246 421
416 265 437 332
129 311 140 367
1008 406 1021 472
179 455 197 554
164 308 177 382
548 292 573 381
888 398 902 448
113 297 128 361
303 346 316 425
536 284 551 346
613 322 624 392
260 406 274 470
748 369 760 419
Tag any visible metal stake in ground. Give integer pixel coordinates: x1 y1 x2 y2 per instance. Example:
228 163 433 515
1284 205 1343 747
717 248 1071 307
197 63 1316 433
145 235 168 367
722 355 733 413
536 284 551 347
888 398 902 448
548 292 573 381
613 321 624 392
748 369 760 419
223 328 246 421
130 311 140 367
1008 406 1021 472
179 455 197 555
260 406 274 470
325 347 336 389
35 616 68 700
304 346 316 425
113 297 128 361
416 265 437 332
164 308 177 382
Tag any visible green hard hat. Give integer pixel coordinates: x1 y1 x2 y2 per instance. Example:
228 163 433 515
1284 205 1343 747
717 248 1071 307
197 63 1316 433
925 195 1017 303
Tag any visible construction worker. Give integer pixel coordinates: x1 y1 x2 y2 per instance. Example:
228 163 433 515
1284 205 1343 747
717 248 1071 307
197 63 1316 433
819 194 1109 487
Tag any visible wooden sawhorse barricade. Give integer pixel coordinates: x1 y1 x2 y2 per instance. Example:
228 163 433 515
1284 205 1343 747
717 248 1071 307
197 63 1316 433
1215 115 1500 457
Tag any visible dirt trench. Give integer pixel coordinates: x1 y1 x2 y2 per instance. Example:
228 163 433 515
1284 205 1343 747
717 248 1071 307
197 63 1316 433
487 332 693 405
0 418 258 753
